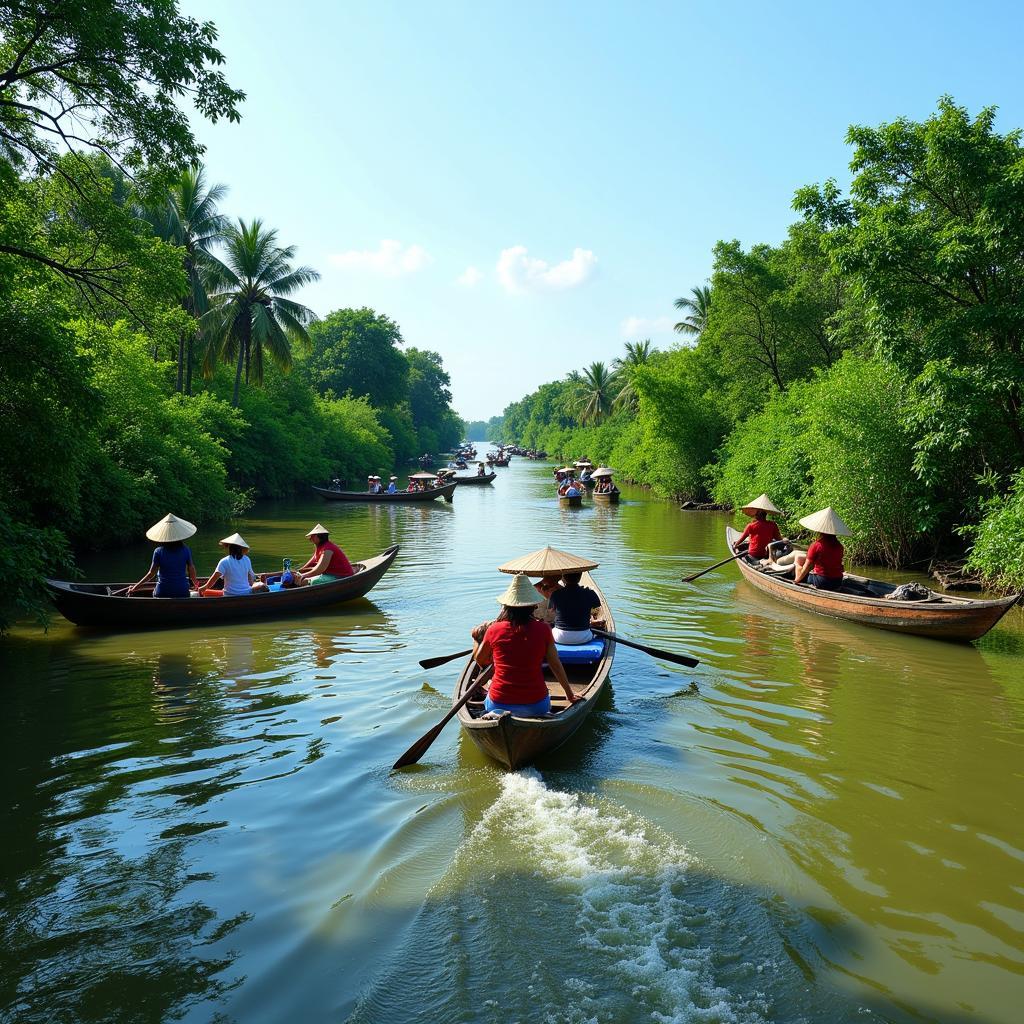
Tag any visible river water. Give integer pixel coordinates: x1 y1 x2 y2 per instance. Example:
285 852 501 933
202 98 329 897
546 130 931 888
2 450 1023 1023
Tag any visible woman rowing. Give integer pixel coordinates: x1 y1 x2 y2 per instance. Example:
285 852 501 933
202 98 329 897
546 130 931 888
127 514 199 598
793 507 851 591
732 494 783 563
202 533 267 596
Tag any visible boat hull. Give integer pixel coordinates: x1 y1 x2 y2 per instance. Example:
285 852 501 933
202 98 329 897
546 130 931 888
726 527 1018 642
45 546 400 630
312 483 456 503
455 573 615 768
452 473 496 486
559 495 583 508
592 490 620 504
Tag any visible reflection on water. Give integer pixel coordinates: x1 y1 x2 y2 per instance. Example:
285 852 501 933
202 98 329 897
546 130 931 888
2 449 1023 1023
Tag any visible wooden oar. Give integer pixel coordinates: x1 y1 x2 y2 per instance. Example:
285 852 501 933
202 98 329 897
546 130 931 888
591 628 700 668
681 544 748 583
419 647 473 670
393 665 494 769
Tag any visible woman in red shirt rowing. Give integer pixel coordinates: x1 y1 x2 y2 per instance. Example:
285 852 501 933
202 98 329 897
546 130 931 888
471 573 580 717
294 523 355 586
733 493 783 561
793 507 851 591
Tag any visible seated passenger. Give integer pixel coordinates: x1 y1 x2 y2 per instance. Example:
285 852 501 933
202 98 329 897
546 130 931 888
387 476 398 494
565 482 581 498
366 475 375 493
793 507 851 591
470 573 580 716
733 494 783 562
294 524 355 585
128 513 199 598
548 571 602 644
533 575 561 625
202 533 267 596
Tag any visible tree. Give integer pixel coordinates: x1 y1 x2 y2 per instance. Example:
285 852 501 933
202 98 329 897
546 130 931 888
571 361 617 426
306 308 409 408
673 285 712 336
204 219 319 407
145 165 228 393
612 338 654 411
0 0 243 301
406 347 460 450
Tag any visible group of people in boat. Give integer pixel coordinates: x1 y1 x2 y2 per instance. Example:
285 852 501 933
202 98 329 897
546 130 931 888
554 464 618 497
366 474 402 494
127 515 355 599
732 494 850 591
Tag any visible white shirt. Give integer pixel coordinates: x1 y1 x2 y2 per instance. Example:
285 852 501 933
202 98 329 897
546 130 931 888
217 553 254 596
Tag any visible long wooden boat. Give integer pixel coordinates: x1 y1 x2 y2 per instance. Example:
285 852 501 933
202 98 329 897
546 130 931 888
725 527 1019 642
559 494 583 508
312 482 456 503
452 472 496 486
455 573 615 768
487 457 510 466
592 489 620 504
45 545 400 630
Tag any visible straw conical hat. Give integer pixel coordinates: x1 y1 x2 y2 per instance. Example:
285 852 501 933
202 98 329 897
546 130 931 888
497 572 541 607
741 493 782 516
591 467 614 478
305 523 330 537
798 506 852 536
146 513 196 543
575 459 592 466
219 532 249 550
409 472 437 479
498 545 599 576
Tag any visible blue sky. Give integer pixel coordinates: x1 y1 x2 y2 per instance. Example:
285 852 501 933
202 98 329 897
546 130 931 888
181 0 1024 420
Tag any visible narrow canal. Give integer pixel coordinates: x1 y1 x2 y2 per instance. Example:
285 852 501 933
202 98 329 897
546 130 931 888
3 449 1022 1023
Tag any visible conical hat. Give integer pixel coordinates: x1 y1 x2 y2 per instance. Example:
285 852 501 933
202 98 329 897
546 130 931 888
741 493 781 516
409 472 438 480
145 513 196 543
591 467 614 478
575 459 592 466
219 532 249 550
497 572 541 607
305 523 330 537
498 545 599 576
798 506 852 536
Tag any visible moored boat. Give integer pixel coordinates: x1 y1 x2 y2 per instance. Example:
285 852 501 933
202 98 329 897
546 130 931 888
312 482 456 503
725 526 1019 642
452 471 496 486
455 570 615 768
46 545 400 630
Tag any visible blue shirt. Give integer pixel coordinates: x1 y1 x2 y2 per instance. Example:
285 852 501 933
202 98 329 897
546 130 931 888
152 544 192 597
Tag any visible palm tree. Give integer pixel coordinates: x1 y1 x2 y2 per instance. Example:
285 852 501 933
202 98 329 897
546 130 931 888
673 285 712 337
146 165 229 393
204 219 320 407
571 361 618 425
612 339 654 410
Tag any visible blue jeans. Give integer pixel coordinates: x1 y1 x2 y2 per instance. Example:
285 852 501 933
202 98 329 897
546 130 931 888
484 694 551 716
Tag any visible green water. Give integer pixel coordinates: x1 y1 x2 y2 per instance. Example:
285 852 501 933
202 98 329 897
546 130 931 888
2 453 1023 1023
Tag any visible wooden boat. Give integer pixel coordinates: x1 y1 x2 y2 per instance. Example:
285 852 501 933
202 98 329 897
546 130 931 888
487 457 510 466
725 526 1019 642
559 494 583 508
592 488 620 504
455 573 615 768
45 545 400 630
312 482 456 503
452 472 496 486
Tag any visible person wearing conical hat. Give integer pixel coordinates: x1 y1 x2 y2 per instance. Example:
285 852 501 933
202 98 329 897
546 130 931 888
201 533 267 597
470 573 580 717
793 507 851 591
387 475 398 494
732 494 784 562
477 461 486 476
293 524 355 586
128 514 199 598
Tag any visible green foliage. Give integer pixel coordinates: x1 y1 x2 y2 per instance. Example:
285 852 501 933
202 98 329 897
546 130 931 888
964 471 1024 592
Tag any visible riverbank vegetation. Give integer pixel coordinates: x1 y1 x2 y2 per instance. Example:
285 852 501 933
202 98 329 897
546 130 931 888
491 99 1024 590
0 2 461 631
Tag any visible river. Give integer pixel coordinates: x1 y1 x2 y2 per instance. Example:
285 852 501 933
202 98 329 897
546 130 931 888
2 448 1023 1023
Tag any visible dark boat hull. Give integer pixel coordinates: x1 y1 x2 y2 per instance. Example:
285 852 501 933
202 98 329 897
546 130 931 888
452 473 496 486
726 527 1018 642
312 483 456 503
45 546 399 630
455 573 615 768
559 495 583 508
592 490 620 504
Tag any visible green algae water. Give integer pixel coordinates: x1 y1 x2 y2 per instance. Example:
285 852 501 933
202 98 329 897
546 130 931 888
2 450 1023 1023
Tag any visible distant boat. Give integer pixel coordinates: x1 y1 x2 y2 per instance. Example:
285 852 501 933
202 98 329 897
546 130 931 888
312 482 456 503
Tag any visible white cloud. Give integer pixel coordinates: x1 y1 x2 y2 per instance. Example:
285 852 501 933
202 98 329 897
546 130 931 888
496 245 597 295
456 265 483 287
620 315 675 338
328 239 432 276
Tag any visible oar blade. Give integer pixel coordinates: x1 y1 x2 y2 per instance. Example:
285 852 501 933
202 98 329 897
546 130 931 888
393 724 446 769
418 648 472 670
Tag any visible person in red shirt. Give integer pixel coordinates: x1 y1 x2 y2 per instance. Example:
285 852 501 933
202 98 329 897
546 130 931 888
793 506 851 591
295 523 355 585
733 494 784 561
471 573 580 716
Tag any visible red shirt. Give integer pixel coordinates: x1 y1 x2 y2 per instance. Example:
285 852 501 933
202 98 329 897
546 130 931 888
806 536 844 579
738 518 782 558
483 619 552 705
316 541 354 577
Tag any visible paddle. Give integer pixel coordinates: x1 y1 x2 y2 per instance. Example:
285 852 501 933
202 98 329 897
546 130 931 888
681 544 748 583
419 647 473 670
393 665 494 770
591 628 700 668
